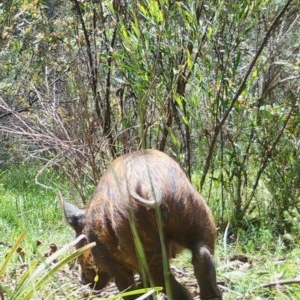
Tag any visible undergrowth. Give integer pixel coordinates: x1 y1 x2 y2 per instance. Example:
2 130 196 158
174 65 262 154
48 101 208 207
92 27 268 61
0 165 299 299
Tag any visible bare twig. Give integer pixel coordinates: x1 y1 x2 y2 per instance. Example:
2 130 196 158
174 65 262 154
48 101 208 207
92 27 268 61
261 279 300 288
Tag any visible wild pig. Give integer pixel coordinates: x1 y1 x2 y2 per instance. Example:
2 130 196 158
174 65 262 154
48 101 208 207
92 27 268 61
60 149 222 300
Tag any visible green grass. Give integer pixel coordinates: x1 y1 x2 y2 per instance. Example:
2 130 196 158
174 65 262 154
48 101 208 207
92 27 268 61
0 166 71 246
218 236 300 299
1 165 299 299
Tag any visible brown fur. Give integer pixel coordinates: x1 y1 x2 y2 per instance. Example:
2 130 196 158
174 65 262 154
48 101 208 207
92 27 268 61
61 149 222 300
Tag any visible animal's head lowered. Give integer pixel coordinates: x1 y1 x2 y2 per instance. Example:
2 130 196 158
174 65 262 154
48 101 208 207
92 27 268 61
59 194 103 290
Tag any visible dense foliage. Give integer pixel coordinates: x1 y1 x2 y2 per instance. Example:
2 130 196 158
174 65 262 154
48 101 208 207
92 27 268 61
0 0 299 232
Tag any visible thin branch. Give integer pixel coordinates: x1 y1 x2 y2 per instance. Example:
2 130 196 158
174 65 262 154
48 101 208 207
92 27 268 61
71 0 102 122
241 96 296 216
261 279 300 288
200 0 294 190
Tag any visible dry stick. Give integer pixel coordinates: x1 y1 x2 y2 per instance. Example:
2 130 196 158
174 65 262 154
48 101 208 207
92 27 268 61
199 0 294 190
261 279 300 288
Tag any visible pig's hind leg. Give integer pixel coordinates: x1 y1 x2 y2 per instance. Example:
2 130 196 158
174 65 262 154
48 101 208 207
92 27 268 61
191 243 222 300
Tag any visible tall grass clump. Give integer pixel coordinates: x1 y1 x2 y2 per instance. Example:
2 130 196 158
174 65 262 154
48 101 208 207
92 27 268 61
0 233 96 300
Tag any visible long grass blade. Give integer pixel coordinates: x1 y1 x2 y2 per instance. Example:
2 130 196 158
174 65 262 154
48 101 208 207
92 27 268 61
11 234 95 300
0 232 26 275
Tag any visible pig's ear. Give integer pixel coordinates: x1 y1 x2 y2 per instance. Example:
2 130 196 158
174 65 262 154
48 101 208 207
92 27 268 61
58 191 85 232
